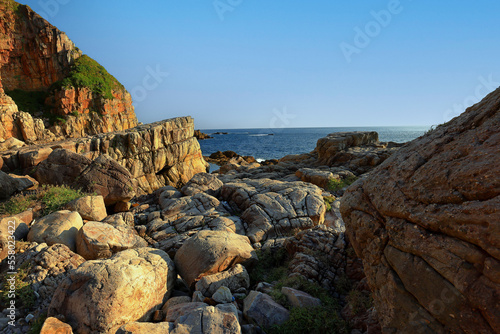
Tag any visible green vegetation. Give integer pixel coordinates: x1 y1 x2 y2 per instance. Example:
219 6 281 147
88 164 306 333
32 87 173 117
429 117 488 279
27 313 47 334
0 262 35 309
5 0 20 12
249 248 290 284
327 176 358 192
323 195 336 212
53 54 124 100
5 89 48 114
346 290 373 315
335 273 353 295
267 276 348 334
0 185 87 217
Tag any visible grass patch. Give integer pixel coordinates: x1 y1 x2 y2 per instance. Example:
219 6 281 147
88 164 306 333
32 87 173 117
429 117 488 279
0 185 87 217
0 262 35 309
327 176 358 192
6 90 48 114
267 305 349 334
268 276 348 334
323 195 336 212
52 55 124 100
249 248 290 284
28 312 47 334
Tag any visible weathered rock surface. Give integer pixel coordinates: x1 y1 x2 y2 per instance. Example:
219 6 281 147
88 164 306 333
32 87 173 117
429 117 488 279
221 178 326 243
48 248 176 334
281 287 321 308
35 149 135 206
171 304 241 334
165 302 208 322
27 210 83 251
65 195 107 221
40 317 74 334
285 225 347 294
76 221 148 260
195 264 250 297
181 172 223 197
0 214 30 260
243 291 289 328
117 322 174 334
2 117 209 194
174 230 257 287
0 170 33 199
340 88 500 333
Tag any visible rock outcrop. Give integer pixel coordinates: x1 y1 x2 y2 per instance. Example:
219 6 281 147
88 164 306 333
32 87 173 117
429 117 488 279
1 117 209 194
0 1 137 143
49 248 176 334
340 88 500 333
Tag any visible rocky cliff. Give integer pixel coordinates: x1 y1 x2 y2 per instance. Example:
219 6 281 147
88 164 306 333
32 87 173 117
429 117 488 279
0 0 137 143
1 117 209 194
340 88 500 332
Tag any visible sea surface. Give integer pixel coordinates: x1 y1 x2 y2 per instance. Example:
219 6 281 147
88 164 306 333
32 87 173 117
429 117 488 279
198 126 429 161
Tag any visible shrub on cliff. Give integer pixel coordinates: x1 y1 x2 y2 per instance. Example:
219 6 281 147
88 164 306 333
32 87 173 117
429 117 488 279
52 55 124 100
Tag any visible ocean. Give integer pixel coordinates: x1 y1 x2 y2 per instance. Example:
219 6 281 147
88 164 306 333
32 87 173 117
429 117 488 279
198 126 429 161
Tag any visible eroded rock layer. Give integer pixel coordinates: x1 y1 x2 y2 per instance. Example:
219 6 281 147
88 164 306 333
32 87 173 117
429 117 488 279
1 117 209 194
340 88 500 333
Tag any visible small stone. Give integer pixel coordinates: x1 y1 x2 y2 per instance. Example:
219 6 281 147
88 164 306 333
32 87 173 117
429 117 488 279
212 286 233 304
192 291 205 303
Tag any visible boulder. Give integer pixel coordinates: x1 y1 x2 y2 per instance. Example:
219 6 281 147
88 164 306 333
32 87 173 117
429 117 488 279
27 211 83 251
340 88 500 333
174 230 257 287
48 248 176 334
243 291 289 328
40 317 73 334
212 286 233 304
102 212 135 227
75 221 148 260
161 296 192 313
117 322 174 334
195 264 250 297
0 215 30 260
160 192 221 217
0 137 25 151
181 172 223 197
281 287 321 308
75 154 136 206
8 173 38 190
0 170 34 199
171 304 241 334
34 149 91 186
221 179 326 243
65 195 107 221
165 302 208 322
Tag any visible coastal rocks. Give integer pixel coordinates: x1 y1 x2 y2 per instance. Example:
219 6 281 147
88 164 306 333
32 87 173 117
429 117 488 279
117 322 174 334
295 167 356 189
26 244 85 309
284 225 346 293
27 210 83 251
221 179 326 243
65 195 107 221
195 264 250 296
170 304 241 334
181 172 223 197
340 88 500 333
75 221 148 260
281 287 321 308
243 291 290 328
174 230 257 287
40 317 74 334
35 149 135 206
194 129 213 140
48 248 176 334
0 170 34 199
3 117 209 194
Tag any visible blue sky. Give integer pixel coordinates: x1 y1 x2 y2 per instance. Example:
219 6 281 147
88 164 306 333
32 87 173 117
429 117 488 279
20 0 500 129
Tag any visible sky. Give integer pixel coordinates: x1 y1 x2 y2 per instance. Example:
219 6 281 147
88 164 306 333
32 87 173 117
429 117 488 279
20 0 500 129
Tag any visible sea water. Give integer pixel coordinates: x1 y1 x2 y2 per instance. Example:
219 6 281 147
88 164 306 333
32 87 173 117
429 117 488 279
198 126 429 161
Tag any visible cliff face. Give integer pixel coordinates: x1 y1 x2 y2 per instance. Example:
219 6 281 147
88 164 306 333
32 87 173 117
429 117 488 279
340 89 500 332
1 117 209 194
0 0 137 143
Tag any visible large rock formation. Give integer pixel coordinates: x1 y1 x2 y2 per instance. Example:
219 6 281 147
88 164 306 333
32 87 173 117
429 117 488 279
1 117 209 194
0 1 137 143
340 89 500 333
